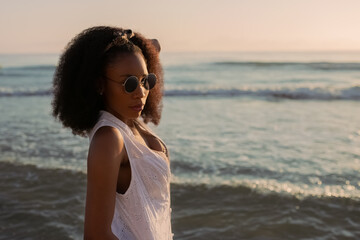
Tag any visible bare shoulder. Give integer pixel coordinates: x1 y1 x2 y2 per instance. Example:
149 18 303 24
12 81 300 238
87 125 125 184
87 126 125 185
90 126 124 147
88 126 125 163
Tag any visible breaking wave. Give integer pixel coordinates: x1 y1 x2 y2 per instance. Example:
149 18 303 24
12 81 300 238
164 85 360 100
1 85 360 100
213 61 360 71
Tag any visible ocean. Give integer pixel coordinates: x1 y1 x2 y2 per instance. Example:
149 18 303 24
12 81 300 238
0 52 359 239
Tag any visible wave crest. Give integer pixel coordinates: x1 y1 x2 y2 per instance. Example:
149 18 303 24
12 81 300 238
0 88 52 97
1 85 360 100
213 61 360 71
165 85 360 100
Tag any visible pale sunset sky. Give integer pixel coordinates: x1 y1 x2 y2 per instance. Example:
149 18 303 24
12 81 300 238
0 0 359 53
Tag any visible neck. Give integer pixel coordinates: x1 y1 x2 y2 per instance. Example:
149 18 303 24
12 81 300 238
105 107 137 129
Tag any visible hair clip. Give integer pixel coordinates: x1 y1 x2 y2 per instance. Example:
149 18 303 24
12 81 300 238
103 29 135 53
120 29 134 39
114 29 134 40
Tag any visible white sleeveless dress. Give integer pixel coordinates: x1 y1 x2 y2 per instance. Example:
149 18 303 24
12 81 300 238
88 110 173 240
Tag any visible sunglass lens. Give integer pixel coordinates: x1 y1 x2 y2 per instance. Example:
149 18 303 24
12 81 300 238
141 77 150 90
124 76 138 93
146 73 157 90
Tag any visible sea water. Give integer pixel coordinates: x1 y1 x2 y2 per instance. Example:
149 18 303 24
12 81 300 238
0 52 359 239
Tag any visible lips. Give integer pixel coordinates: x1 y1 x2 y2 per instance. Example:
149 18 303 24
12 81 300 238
130 103 144 112
130 103 144 108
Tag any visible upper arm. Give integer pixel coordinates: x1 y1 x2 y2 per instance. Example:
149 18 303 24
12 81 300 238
84 126 124 239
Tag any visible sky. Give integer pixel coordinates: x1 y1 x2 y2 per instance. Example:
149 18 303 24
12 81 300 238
1 0 360 53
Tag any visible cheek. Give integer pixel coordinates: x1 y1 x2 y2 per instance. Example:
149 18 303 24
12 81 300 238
143 91 150 103
104 88 125 105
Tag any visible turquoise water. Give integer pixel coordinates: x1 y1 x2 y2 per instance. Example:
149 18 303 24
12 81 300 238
0 52 360 239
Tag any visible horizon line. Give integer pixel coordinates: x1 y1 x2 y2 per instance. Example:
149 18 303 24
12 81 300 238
2 49 360 55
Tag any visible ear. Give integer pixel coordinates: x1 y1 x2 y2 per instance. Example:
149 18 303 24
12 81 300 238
96 77 105 95
151 39 161 52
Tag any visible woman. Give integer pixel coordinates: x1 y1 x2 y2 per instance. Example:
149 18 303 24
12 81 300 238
52 26 173 240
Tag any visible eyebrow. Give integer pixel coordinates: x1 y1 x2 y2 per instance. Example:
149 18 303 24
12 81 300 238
118 73 148 77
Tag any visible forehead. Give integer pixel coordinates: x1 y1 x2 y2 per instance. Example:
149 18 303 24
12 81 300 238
105 52 148 77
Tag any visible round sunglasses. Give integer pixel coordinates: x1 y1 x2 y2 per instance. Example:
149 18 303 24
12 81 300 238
104 73 157 93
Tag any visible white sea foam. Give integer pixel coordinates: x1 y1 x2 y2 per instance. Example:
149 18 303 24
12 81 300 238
0 87 52 97
171 174 360 200
164 85 360 100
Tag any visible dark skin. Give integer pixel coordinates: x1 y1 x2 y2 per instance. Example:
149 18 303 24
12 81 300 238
83 52 168 240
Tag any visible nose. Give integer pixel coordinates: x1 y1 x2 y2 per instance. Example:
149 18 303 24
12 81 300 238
133 83 147 98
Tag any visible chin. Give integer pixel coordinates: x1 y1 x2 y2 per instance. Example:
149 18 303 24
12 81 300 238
129 113 142 119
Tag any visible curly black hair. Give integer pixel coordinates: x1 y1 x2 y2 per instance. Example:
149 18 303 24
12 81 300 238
52 26 164 137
